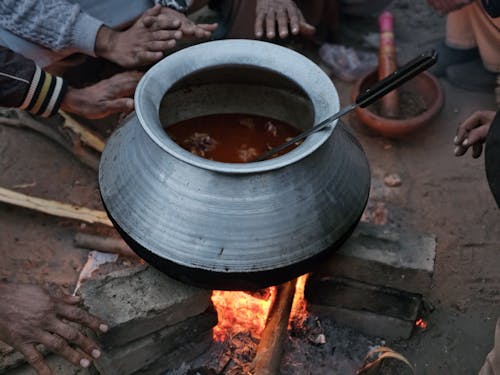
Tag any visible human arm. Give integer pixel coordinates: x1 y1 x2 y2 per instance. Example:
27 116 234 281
454 110 496 158
0 282 108 375
0 0 102 57
95 4 186 68
0 47 141 119
254 0 315 39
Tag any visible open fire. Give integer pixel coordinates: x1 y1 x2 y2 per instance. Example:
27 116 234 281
211 275 309 342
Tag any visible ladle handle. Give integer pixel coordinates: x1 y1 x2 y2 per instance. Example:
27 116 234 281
355 49 438 108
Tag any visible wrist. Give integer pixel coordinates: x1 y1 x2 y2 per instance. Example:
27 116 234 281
60 86 86 116
95 25 118 61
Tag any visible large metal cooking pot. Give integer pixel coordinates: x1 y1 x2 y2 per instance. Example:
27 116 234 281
99 40 370 290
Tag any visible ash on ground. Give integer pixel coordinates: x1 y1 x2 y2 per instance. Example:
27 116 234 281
164 312 386 375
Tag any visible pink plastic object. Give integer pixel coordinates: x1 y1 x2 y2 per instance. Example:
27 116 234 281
378 11 399 117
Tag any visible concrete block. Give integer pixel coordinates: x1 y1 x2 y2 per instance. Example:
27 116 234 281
78 266 212 348
94 307 217 375
134 331 213 375
306 276 422 339
318 222 436 295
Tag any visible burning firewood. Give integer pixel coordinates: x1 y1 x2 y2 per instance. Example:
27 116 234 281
252 279 297 375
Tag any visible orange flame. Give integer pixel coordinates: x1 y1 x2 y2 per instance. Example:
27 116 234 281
415 318 428 329
211 288 275 342
290 274 309 328
211 275 310 342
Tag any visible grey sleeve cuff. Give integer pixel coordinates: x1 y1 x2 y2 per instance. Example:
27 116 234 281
71 12 104 57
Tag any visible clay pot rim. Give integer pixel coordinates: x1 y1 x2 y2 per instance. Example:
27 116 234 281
350 69 444 134
135 39 340 174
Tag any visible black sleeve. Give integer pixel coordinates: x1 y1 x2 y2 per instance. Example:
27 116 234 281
0 46 67 117
482 0 500 17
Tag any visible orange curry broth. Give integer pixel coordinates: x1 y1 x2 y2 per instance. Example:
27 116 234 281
165 113 302 163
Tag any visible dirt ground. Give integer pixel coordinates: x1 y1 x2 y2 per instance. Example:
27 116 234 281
0 1 499 374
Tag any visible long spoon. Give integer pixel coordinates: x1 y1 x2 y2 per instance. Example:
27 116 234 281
253 50 438 162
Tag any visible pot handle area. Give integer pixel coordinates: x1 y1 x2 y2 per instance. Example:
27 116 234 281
355 49 438 108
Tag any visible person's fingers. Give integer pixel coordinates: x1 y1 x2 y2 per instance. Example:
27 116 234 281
299 20 316 36
456 112 484 143
106 71 143 94
466 124 489 145
198 23 219 31
146 40 177 52
287 8 300 35
193 26 210 39
472 142 483 158
181 21 197 36
134 50 164 66
55 304 108 334
266 11 276 39
19 344 53 375
255 11 265 38
36 331 90 368
276 9 289 39
150 16 182 31
46 285 80 305
103 98 136 115
454 143 468 156
143 4 162 18
49 320 101 359
152 29 182 41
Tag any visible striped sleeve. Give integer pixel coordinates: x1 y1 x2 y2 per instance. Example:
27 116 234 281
0 47 67 117
18 65 67 117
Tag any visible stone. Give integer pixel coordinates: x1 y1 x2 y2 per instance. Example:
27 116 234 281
0 342 24 373
316 222 436 295
78 265 212 348
93 307 217 375
135 332 213 375
306 276 422 339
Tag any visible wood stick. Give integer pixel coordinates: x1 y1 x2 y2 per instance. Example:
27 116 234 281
0 109 100 171
0 186 113 226
59 111 105 153
74 232 138 258
252 279 297 375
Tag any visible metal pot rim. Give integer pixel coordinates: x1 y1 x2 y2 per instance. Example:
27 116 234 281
134 39 340 173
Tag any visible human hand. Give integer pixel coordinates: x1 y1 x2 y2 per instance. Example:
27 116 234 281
95 5 182 68
255 0 315 39
454 110 496 158
426 0 473 15
0 283 108 375
60 71 142 119
156 7 218 40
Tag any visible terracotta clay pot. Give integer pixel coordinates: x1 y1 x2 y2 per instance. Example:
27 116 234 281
351 69 444 137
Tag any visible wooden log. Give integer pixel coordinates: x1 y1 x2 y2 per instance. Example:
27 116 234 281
59 110 105 153
0 186 112 226
0 108 100 171
74 232 138 258
252 279 297 375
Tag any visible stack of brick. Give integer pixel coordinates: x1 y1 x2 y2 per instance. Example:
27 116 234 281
1 265 217 375
305 222 436 339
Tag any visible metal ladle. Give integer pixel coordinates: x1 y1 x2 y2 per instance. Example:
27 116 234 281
254 50 438 162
